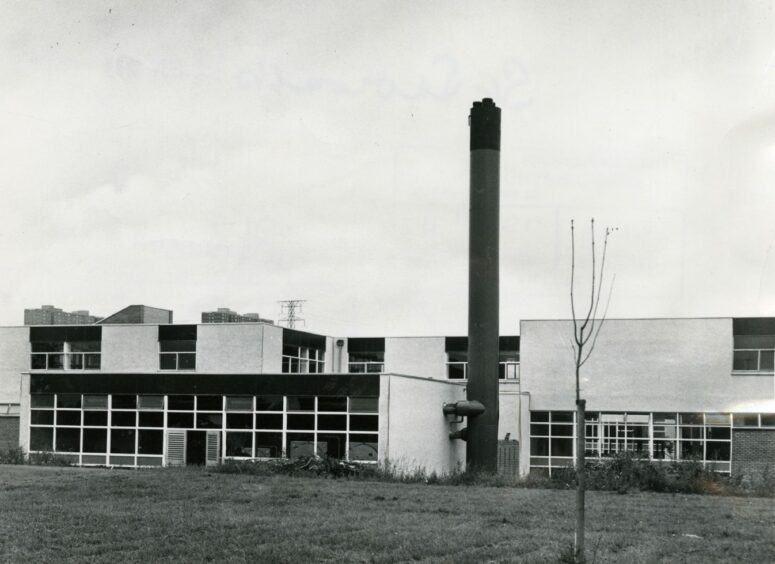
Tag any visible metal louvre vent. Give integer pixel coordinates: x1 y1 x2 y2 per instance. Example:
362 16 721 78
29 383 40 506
166 431 186 467
206 431 220 466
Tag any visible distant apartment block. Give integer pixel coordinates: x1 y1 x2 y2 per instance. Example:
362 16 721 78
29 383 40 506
201 308 273 324
24 306 101 326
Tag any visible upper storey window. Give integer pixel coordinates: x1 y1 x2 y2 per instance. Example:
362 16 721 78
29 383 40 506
732 318 775 373
282 329 326 374
445 336 520 381
159 325 197 371
30 326 101 370
347 338 385 373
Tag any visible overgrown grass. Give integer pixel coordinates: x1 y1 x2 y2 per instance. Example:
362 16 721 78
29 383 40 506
548 454 775 498
0 464 773 562
216 453 775 497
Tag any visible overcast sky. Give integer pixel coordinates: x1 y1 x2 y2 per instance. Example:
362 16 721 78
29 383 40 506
2 1 775 336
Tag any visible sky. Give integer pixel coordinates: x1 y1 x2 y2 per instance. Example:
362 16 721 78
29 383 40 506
2 1 775 336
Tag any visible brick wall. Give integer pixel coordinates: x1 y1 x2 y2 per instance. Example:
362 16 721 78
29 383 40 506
0 416 19 450
732 429 775 477
497 440 519 477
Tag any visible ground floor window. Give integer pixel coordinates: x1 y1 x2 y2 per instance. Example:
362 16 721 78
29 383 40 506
28 393 378 467
529 410 740 475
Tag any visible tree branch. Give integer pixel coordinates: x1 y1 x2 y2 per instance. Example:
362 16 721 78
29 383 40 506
579 273 616 367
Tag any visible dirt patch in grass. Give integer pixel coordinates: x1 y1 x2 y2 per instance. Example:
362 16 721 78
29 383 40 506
0 464 773 563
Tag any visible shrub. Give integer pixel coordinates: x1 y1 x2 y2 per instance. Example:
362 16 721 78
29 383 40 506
0 446 26 465
27 451 73 466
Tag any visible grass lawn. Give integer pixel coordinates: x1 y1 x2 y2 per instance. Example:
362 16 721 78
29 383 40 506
0 465 773 563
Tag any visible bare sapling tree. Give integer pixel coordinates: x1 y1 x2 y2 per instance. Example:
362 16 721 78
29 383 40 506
570 218 615 564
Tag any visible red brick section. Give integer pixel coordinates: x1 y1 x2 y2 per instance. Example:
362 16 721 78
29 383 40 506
732 429 775 477
0 417 19 450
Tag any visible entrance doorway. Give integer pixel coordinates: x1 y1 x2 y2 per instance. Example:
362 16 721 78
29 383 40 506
186 431 207 466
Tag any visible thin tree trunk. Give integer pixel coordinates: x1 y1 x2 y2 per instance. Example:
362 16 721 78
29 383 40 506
575 398 586 563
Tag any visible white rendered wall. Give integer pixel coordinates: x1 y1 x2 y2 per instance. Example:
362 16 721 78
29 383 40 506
0 327 28 403
197 324 263 373
261 324 283 373
101 325 159 372
385 337 447 380
521 318 773 413
379 373 466 475
18 373 29 451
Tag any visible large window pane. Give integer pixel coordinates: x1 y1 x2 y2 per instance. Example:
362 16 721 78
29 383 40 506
30 354 47 369
226 396 252 412
83 429 107 453
110 429 136 454
159 354 176 370
706 441 730 461
138 430 163 454
168 396 194 411
317 433 346 458
348 434 378 461
48 355 64 369
255 432 282 458
733 350 758 370
286 397 314 411
196 413 223 429
349 397 378 413
287 414 314 430
196 396 222 411
680 441 703 460
226 432 252 457
178 354 196 370
84 411 108 426
111 411 136 427
287 433 314 458
761 350 775 370
349 415 378 432
138 395 164 410
167 412 194 429
56 428 80 452
318 397 347 412
30 427 53 451
31 411 54 425
530 437 549 456
551 438 573 457
57 394 81 409
255 414 283 430
255 396 283 411
226 413 253 429
83 395 108 410
57 411 81 426
138 412 164 427
112 395 137 409
160 340 196 352
317 415 346 431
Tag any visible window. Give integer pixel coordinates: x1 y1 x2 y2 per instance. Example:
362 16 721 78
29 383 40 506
347 338 385 373
26 392 378 466
733 334 775 372
281 329 327 374
282 345 325 373
159 340 196 370
444 336 520 381
530 411 734 475
159 325 197 371
31 341 101 370
348 351 384 373
446 351 467 380
29 327 102 370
